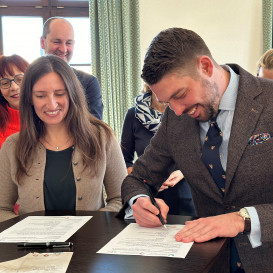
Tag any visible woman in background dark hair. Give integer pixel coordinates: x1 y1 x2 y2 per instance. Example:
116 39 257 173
0 55 127 222
0 55 29 148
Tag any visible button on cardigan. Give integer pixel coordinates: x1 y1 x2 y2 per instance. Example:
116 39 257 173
0 131 127 222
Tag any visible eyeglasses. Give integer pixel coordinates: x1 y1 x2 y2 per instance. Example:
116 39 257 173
0 74 24 89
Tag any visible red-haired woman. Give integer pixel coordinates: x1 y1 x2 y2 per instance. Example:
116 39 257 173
0 55 29 148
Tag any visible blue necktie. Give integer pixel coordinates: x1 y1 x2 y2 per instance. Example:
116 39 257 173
202 114 243 272
201 114 226 194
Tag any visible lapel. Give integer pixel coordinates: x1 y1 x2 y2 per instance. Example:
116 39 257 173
167 65 264 198
225 65 264 192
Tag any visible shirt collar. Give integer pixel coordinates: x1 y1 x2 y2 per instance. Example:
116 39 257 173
218 65 240 111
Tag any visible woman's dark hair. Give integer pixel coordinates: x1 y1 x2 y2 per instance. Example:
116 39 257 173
16 55 112 182
0 54 29 132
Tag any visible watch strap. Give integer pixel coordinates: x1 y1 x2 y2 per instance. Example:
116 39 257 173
238 208 251 234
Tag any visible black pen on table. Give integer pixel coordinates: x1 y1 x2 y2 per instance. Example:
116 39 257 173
17 242 73 248
142 179 167 229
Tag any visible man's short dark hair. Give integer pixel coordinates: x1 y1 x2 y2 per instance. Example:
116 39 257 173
141 28 214 85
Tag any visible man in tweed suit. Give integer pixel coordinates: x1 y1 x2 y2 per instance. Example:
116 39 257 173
119 28 273 273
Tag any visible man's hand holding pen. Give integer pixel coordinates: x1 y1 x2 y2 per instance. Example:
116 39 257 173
132 197 169 228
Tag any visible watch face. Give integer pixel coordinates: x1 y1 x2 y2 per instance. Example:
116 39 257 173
239 208 250 219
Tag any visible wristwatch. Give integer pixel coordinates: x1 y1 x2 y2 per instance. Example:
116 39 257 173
238 208 251 234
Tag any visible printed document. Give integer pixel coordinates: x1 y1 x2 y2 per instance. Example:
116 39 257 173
0 252 73 273
0 216 92 243
97 223 193 258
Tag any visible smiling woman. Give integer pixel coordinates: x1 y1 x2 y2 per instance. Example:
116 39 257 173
0 54 29 148
0 55 127 222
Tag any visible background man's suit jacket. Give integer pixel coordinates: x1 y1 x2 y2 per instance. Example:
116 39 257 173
72 68 103 120
120 64 273 273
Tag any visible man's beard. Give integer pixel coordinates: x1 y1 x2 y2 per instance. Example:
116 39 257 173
199 79 220 121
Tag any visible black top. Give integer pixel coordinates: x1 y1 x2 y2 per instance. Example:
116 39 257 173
121 107 154 167
121 107 196 216
44 147 76 211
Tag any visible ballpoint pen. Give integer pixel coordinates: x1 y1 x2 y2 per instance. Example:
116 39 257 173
142 179 167 229
17 242 73 248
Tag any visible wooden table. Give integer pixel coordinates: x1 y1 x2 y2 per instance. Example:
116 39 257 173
0 211 228 273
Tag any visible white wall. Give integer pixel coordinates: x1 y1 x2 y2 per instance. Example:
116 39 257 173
139 0 263 75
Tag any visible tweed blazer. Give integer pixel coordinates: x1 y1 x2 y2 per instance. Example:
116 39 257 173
0 131 127 222
120 64 273 273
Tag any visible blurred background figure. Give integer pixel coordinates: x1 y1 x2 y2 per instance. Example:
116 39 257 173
0 55 29 148
121 84 196 216
257 49 273 80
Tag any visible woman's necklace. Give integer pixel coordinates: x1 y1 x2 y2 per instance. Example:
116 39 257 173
43 137 72 151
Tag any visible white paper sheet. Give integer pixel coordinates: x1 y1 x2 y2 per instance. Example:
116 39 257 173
0 216 92 243
0 252 73 273
97 223 193 258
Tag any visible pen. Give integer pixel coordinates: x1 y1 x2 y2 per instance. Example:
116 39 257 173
143 179 167 229
17 242 73 248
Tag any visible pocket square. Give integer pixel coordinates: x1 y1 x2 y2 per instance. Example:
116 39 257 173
248 133 271 146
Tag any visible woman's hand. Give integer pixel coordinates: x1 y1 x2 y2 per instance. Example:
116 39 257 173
159 170 184 192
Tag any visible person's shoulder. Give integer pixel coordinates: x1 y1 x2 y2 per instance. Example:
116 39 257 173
256 75 273 87
96 123 118 151
1 132 19 152
226 64 255 78
4 132 19 145
122 107 136 125
72 67 97 81
92 120 114 140
227 64 272 87
126 107 135 117
236 64 273 95
227 63 273 95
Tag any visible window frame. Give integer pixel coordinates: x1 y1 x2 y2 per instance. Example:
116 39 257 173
0 0 48 6
0 0 89 7
0 0 89 56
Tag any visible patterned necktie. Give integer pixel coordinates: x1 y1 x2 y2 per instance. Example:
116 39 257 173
201 113 226 194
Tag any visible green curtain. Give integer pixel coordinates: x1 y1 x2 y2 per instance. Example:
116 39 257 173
263 0 273 52
89 0 141 139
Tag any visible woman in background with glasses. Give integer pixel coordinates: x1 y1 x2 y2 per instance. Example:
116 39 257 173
0 55 29 148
